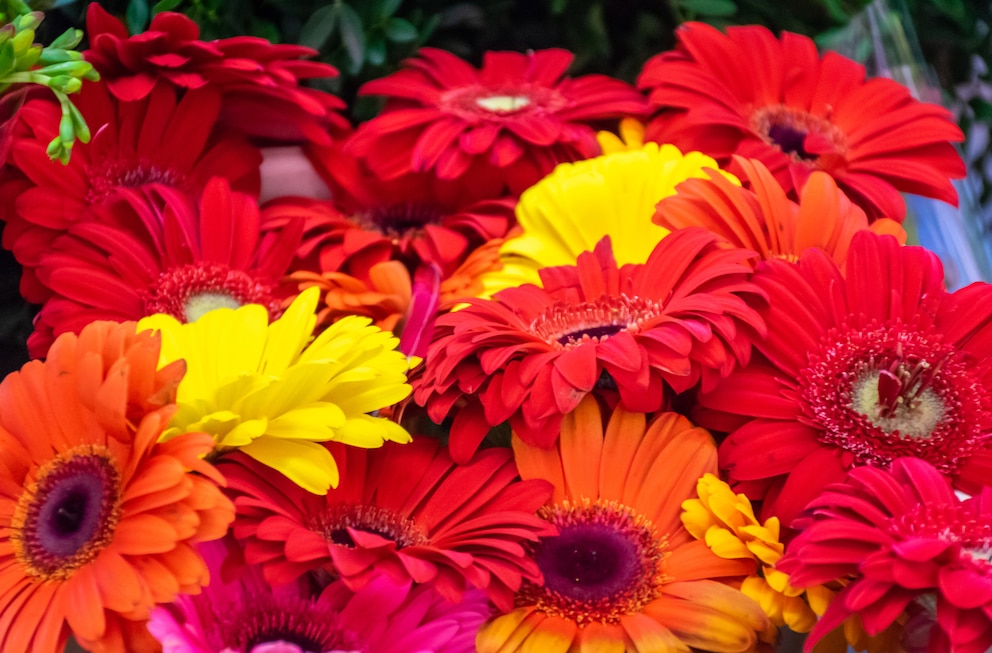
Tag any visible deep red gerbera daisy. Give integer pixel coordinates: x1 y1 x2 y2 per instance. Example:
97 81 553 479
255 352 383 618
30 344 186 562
0 81 261 303
696 231 992 528
413 228 766 462
637 22 965 221
347 48 650 197
779 458 992 653
84 3 348 145
28 178 301 358
221 437 553 612
265 141 516 282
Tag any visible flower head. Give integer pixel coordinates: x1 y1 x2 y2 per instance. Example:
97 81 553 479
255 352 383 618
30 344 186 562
223 437 553 610
479 142 737 298
478 398 768 653
0 81 261 302
637 22 965 220
0 321 233 653
137 286 414 494
415 229 765 461
29 178 301 358
779 457 992 653
83 4 348 145
655 157 906 266
696 231 992 527
348 48 649 197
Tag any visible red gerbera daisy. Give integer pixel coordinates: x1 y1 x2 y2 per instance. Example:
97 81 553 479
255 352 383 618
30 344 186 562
637 22 965 221
0 320 233 652
347 48 650 197
83 3 348 145
0 81 261 302
267 142 516 282
779 457 992 653
413 228 766 462
654 157 907 266
696 230 992 528
222 437 553 611
28 178 301 358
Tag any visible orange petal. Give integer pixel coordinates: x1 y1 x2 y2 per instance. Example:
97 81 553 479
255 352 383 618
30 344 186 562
476 607 537 653
619 611 688 653
576 621 627 653
512 436 566 505
559 396 604 501
666 540 754 584
599 408 646 501
520 614 576 653
642 592 761 653
65 564 107 643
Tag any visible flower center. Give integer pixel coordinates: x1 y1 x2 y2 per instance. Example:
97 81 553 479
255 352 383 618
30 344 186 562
142 262 280 323
359 203 444 241
310 504 428 549
439 84 567 121
518 499 668 624
11 446 122 581
220 594 359 653
891 502 992 574
529 294 663 349
800 321 990 473
750 105 847 164
86 158 185 204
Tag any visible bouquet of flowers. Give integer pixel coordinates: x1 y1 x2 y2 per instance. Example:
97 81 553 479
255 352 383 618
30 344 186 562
0 2 982 652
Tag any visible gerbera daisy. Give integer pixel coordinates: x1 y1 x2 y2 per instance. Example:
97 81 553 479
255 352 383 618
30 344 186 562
0 81 261 302
0 320 233 653
695 230 992 528
478 397 768 653
415 229 765 462
347 48 649 196
221 437 553 610
778 457 992 653
29 178 302 358
137 286 414 495
479 142 738 298
596 117 646 154
83 3 349 145
275 142 516 282
148 540 489 653
654 157 907 266
637 22 965 220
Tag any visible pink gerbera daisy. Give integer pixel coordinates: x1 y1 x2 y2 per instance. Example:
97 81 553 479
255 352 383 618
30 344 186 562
28 178 301 357
414 229 765 462
696 230 992 528
0 81 261 302
637 22 965 220
222 437 553 611
779 457 992 653
348 48 649 197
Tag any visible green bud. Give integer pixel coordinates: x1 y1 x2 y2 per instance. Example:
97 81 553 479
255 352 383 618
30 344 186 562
48 28 83 52
14 11 42 32
68 101 90 144
16 44 40 70
0 41 14 78
35 61 91 77
11 28 35 57
0 24 15 44
38 48 84 65
46 134 70 165
48 75 81 93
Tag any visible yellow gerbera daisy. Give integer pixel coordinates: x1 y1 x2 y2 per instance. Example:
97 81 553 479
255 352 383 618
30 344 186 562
479 142 739 298
137 286 413 494
597 117 646 153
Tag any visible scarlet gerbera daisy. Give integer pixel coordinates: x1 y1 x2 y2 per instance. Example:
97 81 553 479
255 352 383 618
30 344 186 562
478 397 769 653
221 437 553 611
83 4 348 145
696 230 992 528
28 178 301 358
0 320 234 653
778 457 992 653
148 539 489 653
414 229 765 462
269 143 516 282
637 22 965 220
347 48 649 196
0 80 261 302
655 157 907 266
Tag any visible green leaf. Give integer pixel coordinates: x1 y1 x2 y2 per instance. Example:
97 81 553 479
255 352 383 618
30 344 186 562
338 3 366 73
374 0 403 20
366 34 386 66
125 0 150 34
384 17 417 43
299 4 339 50
679 0 737 17
151 0 183 13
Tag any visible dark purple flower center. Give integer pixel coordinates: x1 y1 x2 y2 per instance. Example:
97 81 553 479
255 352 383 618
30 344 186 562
221 594 358 653
530 295 663 350
312 504 428 550
750 104 848 164
12 447 121 580
766 123 813 160
364 203 444 240
519 499 666 624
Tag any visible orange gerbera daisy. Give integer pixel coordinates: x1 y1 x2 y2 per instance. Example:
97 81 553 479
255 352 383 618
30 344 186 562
655 157 907 266
478 397 769 653
0 321 234 652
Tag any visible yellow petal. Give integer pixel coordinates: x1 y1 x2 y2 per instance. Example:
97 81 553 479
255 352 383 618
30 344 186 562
240 436 339 494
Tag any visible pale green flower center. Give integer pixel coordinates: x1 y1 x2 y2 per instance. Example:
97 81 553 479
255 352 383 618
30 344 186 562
475 94 532 113
184 291 243 322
